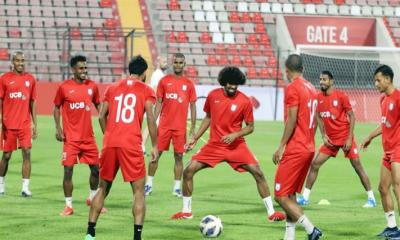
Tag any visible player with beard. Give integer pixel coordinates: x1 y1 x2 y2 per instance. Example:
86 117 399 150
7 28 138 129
171 66 285 222
297 70 376 208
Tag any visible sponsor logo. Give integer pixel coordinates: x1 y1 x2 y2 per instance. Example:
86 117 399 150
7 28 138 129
319 111 331 118
275 183 281 191
165 93 178 99
231 104 237 111
88 88 93 95
9 92 23 98
214 100 220 103
25 81 30 87
182 85 187 91
69 102 85 109
167 83 172 86
333 100 338 107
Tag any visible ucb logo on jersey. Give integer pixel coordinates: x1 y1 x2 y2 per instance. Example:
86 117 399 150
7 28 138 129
319 111 331 118
9 92 23 98
165 93 178 99
70 102 85 109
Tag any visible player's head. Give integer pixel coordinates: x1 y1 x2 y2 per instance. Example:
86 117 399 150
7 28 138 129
218 66 246 97
285 54 303 81
172 53 185 76
320 70 334 92
374 65 394 93
157 56 168 71
70 55 87 81
128 55 148 82
12 51 25 74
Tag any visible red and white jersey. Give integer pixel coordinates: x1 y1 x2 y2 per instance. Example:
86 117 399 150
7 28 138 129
380 89 400 152
102 77 156 149
204 88 253 146
156 74 196 130
284 76 318 153
54 79 100 142
317 90 352 146
0 72 36 129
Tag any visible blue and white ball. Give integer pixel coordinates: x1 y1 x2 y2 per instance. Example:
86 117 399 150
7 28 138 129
199 215 223 238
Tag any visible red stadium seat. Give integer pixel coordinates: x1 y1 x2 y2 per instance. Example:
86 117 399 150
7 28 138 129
9 28 21 38
241 13 251 23
335 0 346 4
177 32 188 42
244 56 254 67
168 0 180 10
95 28 106 40
239 45 250 56
260 34 270 45
229 12 240 22
104 19 117 29
200 32 212 43
253 13 264 23
100 0 112 7
0 49 9 60
113 67 124 75
259 68 271 78
207 55 218 65
185 66 197 78
255 24 266 33
71 27 81 40
219 56 229 65
111 52 124 63
247 34 258 44
247 68 257 79
216 44 226 55
166 32 176 42
107 30 120 40
231 56 241 66
228 44 238 55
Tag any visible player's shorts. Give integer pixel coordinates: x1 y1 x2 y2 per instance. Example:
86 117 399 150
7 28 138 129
274 150 315 197
2 127 32 151
382 145 400 171
61 139 99 167
191 142 258 172
319 139 359 159
99 147 145 182
158 127 186 153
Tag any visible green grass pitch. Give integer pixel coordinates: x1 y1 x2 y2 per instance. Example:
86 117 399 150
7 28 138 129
0 116 387 239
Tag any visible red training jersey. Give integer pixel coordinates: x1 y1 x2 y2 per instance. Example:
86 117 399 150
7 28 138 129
102 77 156 149
380 89 400 152
0 72 36 129
317 90 352 146
284 76 318 153
54 79 100 142
204 88 254 147
156 74 196 130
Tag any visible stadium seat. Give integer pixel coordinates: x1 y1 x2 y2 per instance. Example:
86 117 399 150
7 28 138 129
203 1 214 11
166 32 176 42
213 32 224 43
194 11 205 21
231 56 242 65
339 5 350 15
249 2 260 12
168 0 180 10
247 34 258 44
95 28 106 40
206 11 217 21
183 12 194 21
260 68 271 78
244 56 254 67
220 22 231 32
260 2 271 13
247 68 257 79
185 66 198 78
224 33 235 44
219 55 229 65
305 4 316 14
283 3 294 13
239 45 250 55
214 2 225 11
0 48 9 60
255 24 266 33
241 12 252 22
294 4 305 13
209 22 220 32
350 5 362 15
229 12 240 22
216 44 226 55
253 13 264 23
171 11 182 21
191 1 202 10
200 32 212 43
104 19 117 29
207 55 218 65
100 0 112 7
238 2 249 12
271 3 283 13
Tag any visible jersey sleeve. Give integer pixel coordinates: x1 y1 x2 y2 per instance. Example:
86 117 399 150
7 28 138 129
188 81 197 102
53 85 64 106
203 93 211 113
285 84 300 108
145 85 156 104
243 99 254 123
341 92 352 112
156 78 165 100
103 86 111 102
30 77 37 101
0 74 5 99
92 84 100 105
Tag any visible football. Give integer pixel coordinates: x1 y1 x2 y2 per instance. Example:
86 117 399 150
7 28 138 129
199 215 223 238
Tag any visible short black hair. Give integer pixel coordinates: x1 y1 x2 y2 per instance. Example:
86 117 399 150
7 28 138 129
12 51 24 61
321 70 333 80
174 52 185 59
218 66 246 86
375 65 394 82
129 55 148 75
70 55 86 68
285 54 303 73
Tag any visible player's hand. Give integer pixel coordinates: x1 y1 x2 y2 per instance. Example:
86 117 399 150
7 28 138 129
221 133 238 145
360 137 372 151
185 137 198 152
55 127 65 142
343 137 352 151
32 125 38 140
322 135 334 147
150 147 159 163
273 145 285 165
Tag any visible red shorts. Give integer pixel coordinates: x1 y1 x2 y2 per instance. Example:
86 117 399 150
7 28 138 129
382 146 400 170
274 150 315 197
61 140 99 167
2 128 32 151
319 139 359 159
158 127 186 153
191 142 258 172
99 147 145 182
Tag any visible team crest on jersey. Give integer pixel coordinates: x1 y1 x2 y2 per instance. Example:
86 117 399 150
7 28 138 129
88 88 93 95
25 81 30 87
85 105 91 111
389 103 394 111
127 80 133 85
231 104 237 111
178 97 183 103
275 183 281 191
333 100 338 107
182 85 187 91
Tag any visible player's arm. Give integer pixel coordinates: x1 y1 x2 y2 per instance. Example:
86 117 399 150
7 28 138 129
343 110 355 151
98 101 109 134
94 103 100 113
145 100 158 162
0 99 2 128
53 105 64 141
273 106 298 164
221 122 254 144
30 100 38 139
154 98 162 120
316 113 333 147
189 101 196 137
186 113 211 151
360 125 382 151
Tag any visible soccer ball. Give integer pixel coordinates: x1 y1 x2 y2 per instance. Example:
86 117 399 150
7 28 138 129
199 215 223 238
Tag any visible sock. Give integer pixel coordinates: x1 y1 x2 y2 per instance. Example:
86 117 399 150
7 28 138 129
0 177 4 193
65 197 73 208
174 180 181 190
0 176 4 184
87 222 96 237
297 215 314 234
22 178 30 192
284 222 296 240
134 224 143 240
367 190 375 200
262 196 275 216
89 189 98 201
303 188 311 201
385 211 397 228
146 176 153 186
182 196 192 213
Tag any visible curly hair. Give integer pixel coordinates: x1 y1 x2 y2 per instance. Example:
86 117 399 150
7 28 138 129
70 55 86 68
129 55 148 75
217 66 246 86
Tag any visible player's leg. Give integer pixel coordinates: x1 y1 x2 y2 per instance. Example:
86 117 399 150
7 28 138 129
349 157 376 207
80 140 102 205
145 151 163 196
0 151 12 195
20 148 32 197
240 163 285 221
131 177 146 240
61 166 74 216
172 152 183 196
87 164 99 202
0 129 17 195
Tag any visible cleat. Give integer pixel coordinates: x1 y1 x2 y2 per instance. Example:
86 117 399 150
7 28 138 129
60 206 74 216
86 198 107 213
172 189 182 197
21 190 32 197
0 191 4 196
84 234 95 240
268 211 286 222
297 195 309 206
308 227 322 240
362 198 377 208
376 226 398 237
144 184 152 196
388 230 400 239
171 211 193 220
